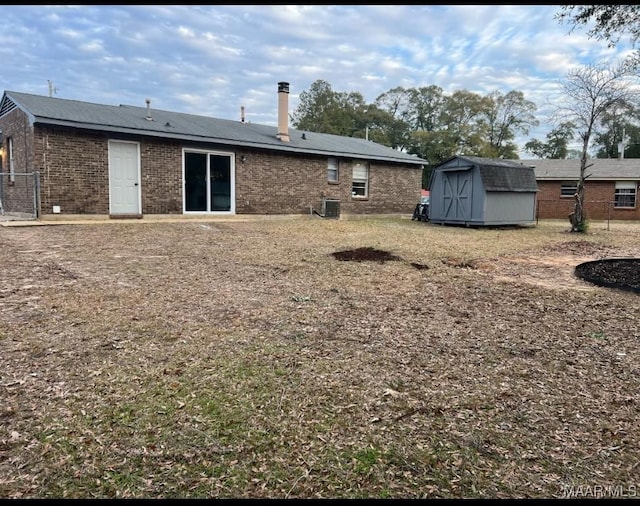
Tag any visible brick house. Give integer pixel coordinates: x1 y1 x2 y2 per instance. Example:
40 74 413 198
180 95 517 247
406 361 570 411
0 82 425 218
524 158 640 221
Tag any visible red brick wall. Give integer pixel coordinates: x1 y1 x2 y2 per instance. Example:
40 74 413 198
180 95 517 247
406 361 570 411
33 130 185 215
141 138 183 214
536 180 640 220
0 108 33 173
235 150 422 215
34 127 110 214
1 107 422 216
0 108 37 214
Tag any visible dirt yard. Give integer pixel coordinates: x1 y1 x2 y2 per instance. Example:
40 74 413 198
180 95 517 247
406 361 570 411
1 216 639 499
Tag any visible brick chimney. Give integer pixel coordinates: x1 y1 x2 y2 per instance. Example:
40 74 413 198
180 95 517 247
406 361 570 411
277 81 290 142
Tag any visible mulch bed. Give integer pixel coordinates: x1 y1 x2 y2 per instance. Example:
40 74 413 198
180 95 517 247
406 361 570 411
575 258 640 293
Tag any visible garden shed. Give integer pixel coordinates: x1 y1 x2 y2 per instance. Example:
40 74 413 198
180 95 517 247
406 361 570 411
428 155 538 226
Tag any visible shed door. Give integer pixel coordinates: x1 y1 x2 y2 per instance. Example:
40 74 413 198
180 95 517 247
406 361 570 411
109 141 141 215
442 171 471 220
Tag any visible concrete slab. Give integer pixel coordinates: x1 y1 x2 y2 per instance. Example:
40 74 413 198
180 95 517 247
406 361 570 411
0 213 412 227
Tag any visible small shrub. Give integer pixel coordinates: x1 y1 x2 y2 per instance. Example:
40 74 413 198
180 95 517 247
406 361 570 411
576 219 589 233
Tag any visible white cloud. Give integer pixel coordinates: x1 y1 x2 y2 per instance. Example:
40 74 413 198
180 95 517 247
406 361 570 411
1 4 635 157
177 26 195 38
79 40 104 53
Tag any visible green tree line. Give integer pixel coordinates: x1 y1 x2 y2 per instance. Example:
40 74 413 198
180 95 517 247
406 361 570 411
290 6 640 190
290 79 640 189
290 5 640 235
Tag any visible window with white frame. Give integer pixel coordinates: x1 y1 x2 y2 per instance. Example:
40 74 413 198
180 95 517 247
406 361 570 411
351 162 369 197
327 157 338 182
614 181 637 208
560 181 577 197
8 137 14 183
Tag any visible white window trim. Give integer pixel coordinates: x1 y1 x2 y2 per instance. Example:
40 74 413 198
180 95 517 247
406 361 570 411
614 181 637 209
351 162 369 198
560 181 577 198
8 137 14 183
327 157 338 183
182 148 235 214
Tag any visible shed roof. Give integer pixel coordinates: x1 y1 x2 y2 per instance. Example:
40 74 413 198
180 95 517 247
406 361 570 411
0 90 425 166
436 155 538 192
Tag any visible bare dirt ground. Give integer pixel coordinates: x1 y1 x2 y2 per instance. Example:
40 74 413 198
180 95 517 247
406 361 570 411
1 217 639 499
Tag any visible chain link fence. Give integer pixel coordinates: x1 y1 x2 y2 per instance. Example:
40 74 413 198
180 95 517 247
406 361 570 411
537 199 614 220
536 199 629 230
0 172 40 220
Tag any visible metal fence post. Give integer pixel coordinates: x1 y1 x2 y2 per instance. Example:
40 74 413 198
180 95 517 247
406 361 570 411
34 171 41 218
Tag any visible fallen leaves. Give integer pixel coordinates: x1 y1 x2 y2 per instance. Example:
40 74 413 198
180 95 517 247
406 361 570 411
1 218 639 498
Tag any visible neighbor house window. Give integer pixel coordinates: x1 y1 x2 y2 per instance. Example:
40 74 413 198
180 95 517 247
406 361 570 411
560 181 577 197
8 137 14 183
351 162 369 198
327 157 338 183
614 181 637 208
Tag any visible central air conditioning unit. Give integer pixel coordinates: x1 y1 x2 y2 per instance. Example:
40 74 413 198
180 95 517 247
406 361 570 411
322 198 340 219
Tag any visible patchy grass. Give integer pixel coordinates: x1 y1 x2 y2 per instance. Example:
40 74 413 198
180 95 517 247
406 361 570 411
1 216 639 498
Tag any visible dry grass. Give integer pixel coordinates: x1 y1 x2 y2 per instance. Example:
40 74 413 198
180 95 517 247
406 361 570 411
1 216 639 498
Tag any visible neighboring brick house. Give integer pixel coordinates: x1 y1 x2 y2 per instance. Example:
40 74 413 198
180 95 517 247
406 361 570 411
0 82 425 218
519 158 640 221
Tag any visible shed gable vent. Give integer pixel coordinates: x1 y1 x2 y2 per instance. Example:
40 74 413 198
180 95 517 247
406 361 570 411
0 97 17 118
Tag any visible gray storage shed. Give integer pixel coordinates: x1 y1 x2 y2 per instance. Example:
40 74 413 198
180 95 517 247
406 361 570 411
428 156 538 226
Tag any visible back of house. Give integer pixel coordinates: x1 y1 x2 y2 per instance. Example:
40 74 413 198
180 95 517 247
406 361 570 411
0 83 425 219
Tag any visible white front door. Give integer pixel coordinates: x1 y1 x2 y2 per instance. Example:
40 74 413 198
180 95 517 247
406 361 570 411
109 141 141 215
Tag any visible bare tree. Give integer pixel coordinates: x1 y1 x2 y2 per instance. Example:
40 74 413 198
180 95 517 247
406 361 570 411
553 61 639 232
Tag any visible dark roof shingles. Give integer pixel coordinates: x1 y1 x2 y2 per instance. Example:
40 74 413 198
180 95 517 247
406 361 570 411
2 91 425 165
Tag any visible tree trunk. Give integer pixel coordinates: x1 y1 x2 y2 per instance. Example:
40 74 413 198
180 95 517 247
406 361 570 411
570 188 585 232
570 158 587 232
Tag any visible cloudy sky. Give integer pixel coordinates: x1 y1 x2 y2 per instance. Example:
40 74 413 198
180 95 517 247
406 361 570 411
0 5 635 155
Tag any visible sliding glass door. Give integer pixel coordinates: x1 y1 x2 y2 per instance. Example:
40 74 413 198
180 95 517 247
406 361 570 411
184 151 233 213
